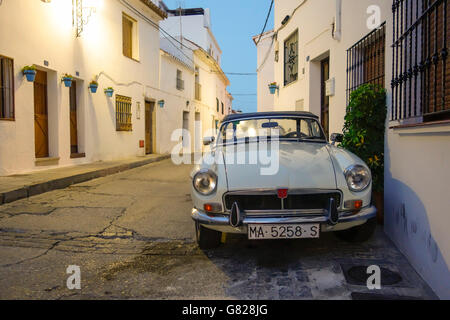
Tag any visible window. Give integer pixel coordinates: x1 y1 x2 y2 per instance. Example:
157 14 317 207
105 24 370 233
216 98 219 112
391 0 449 122
195 67 201 100
0 56 14 120
116 95 132 131
284 30 298 85
346 23 386 103
221 102 224 114
122 13 138 60
176 69 184 90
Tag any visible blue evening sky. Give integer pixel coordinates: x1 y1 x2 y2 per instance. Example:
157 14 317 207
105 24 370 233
163 0 274 113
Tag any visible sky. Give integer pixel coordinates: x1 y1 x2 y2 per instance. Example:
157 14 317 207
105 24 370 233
163 0 275 113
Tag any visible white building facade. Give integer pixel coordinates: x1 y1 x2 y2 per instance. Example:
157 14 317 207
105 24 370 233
158 7 232 154
0 1 232 175
256 0 450 298
0 0 167 175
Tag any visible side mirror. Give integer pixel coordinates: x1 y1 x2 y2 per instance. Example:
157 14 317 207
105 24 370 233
203 136 215 146
330 133 343 145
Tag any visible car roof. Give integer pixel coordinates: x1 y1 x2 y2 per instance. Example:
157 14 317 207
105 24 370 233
222 111 319 123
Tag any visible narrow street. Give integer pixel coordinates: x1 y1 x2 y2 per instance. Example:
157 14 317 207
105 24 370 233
0 160 436 299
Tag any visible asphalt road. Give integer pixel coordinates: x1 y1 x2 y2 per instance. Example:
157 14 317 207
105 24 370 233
0 159 437 299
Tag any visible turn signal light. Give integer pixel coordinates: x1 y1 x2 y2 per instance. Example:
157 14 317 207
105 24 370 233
204 203 222 213
344 200 363 210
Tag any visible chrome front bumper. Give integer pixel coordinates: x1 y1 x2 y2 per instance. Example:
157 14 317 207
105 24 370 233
191 206 377 234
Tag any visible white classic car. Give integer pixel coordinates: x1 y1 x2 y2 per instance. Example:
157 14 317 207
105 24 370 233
190 112 377 249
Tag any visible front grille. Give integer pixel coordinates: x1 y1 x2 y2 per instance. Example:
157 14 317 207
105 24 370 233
224 192 341 211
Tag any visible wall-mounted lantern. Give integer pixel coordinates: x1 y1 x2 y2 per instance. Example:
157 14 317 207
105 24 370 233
158 100 165 108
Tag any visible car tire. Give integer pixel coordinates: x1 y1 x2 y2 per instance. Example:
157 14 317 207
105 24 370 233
195 222 222 249
335 217 377 243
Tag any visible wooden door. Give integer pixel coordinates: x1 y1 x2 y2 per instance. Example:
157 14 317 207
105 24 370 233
145 101 153 154
34 70 49 158
320 58 330 138
70 81 78 154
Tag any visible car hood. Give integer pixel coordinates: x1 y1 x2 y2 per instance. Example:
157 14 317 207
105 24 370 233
218 141 337 191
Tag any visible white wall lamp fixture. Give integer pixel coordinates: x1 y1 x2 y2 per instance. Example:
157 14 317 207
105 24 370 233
72 0 97 37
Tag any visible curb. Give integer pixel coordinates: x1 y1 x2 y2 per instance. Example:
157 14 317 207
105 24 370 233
0 154 171 206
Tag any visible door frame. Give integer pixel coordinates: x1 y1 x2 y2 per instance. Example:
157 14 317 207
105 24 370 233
320 57 330 138
145 100 156 154
34 69 49 159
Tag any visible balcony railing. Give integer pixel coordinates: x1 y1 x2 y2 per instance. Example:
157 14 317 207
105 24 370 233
195 83 201 100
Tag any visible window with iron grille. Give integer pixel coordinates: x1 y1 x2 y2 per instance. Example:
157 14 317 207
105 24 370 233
284 30 298 86
116 95 132 131
0 56 14 120
346 23 386 103
391 0 449 122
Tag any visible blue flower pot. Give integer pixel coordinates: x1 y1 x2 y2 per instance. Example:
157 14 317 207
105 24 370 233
269 85 278 94
63 77 73 88
89 84 98 93
105 89 114 97
23 70 36 82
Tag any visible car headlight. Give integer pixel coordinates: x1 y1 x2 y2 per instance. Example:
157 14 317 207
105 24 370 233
193 169 218 196
344 165 371 192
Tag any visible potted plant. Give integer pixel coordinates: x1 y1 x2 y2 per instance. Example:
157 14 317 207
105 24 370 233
268 82 278 94
22 66 37 82
88 80 98 93
61 74 74 88
104 87 114 97
341 84 387 224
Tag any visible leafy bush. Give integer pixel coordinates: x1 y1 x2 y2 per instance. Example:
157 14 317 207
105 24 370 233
341 84 387 193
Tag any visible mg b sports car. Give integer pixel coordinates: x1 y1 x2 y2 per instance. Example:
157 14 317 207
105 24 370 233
190 112 377 249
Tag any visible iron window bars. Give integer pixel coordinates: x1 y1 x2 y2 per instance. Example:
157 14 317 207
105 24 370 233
116 95 133 131
284 30 299 86
391 0 449 122
346 23 386 104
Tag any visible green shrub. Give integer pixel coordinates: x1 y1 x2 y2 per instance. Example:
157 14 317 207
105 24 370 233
341 84 387 193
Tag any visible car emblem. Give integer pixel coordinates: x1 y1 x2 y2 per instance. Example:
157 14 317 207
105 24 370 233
277 189 288 199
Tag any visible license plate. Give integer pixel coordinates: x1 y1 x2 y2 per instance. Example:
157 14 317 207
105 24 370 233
248 224 320 240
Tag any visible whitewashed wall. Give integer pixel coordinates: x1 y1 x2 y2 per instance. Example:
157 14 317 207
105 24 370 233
271 0 450 298
0 0 164 175
254 31 275 113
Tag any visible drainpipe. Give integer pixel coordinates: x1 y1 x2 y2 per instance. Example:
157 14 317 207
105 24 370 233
333 0 342 41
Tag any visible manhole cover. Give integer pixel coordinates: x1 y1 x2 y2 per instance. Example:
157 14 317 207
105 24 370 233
346 266 402 286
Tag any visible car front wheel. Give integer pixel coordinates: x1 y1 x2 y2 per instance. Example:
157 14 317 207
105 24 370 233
195 222 222 249
334 217 377 243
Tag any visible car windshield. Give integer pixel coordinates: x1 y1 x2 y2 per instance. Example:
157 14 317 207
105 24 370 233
217 117 326 145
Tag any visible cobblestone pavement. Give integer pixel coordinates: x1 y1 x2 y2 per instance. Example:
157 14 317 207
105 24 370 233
0 160 438 299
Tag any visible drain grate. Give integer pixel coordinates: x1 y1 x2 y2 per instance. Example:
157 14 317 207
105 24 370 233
344 265 403 286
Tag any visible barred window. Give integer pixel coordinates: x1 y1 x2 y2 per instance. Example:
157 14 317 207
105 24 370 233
346 23 386 103
0 56 14 120
391 0 449 122
116 95 132 131
284 30 298 86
